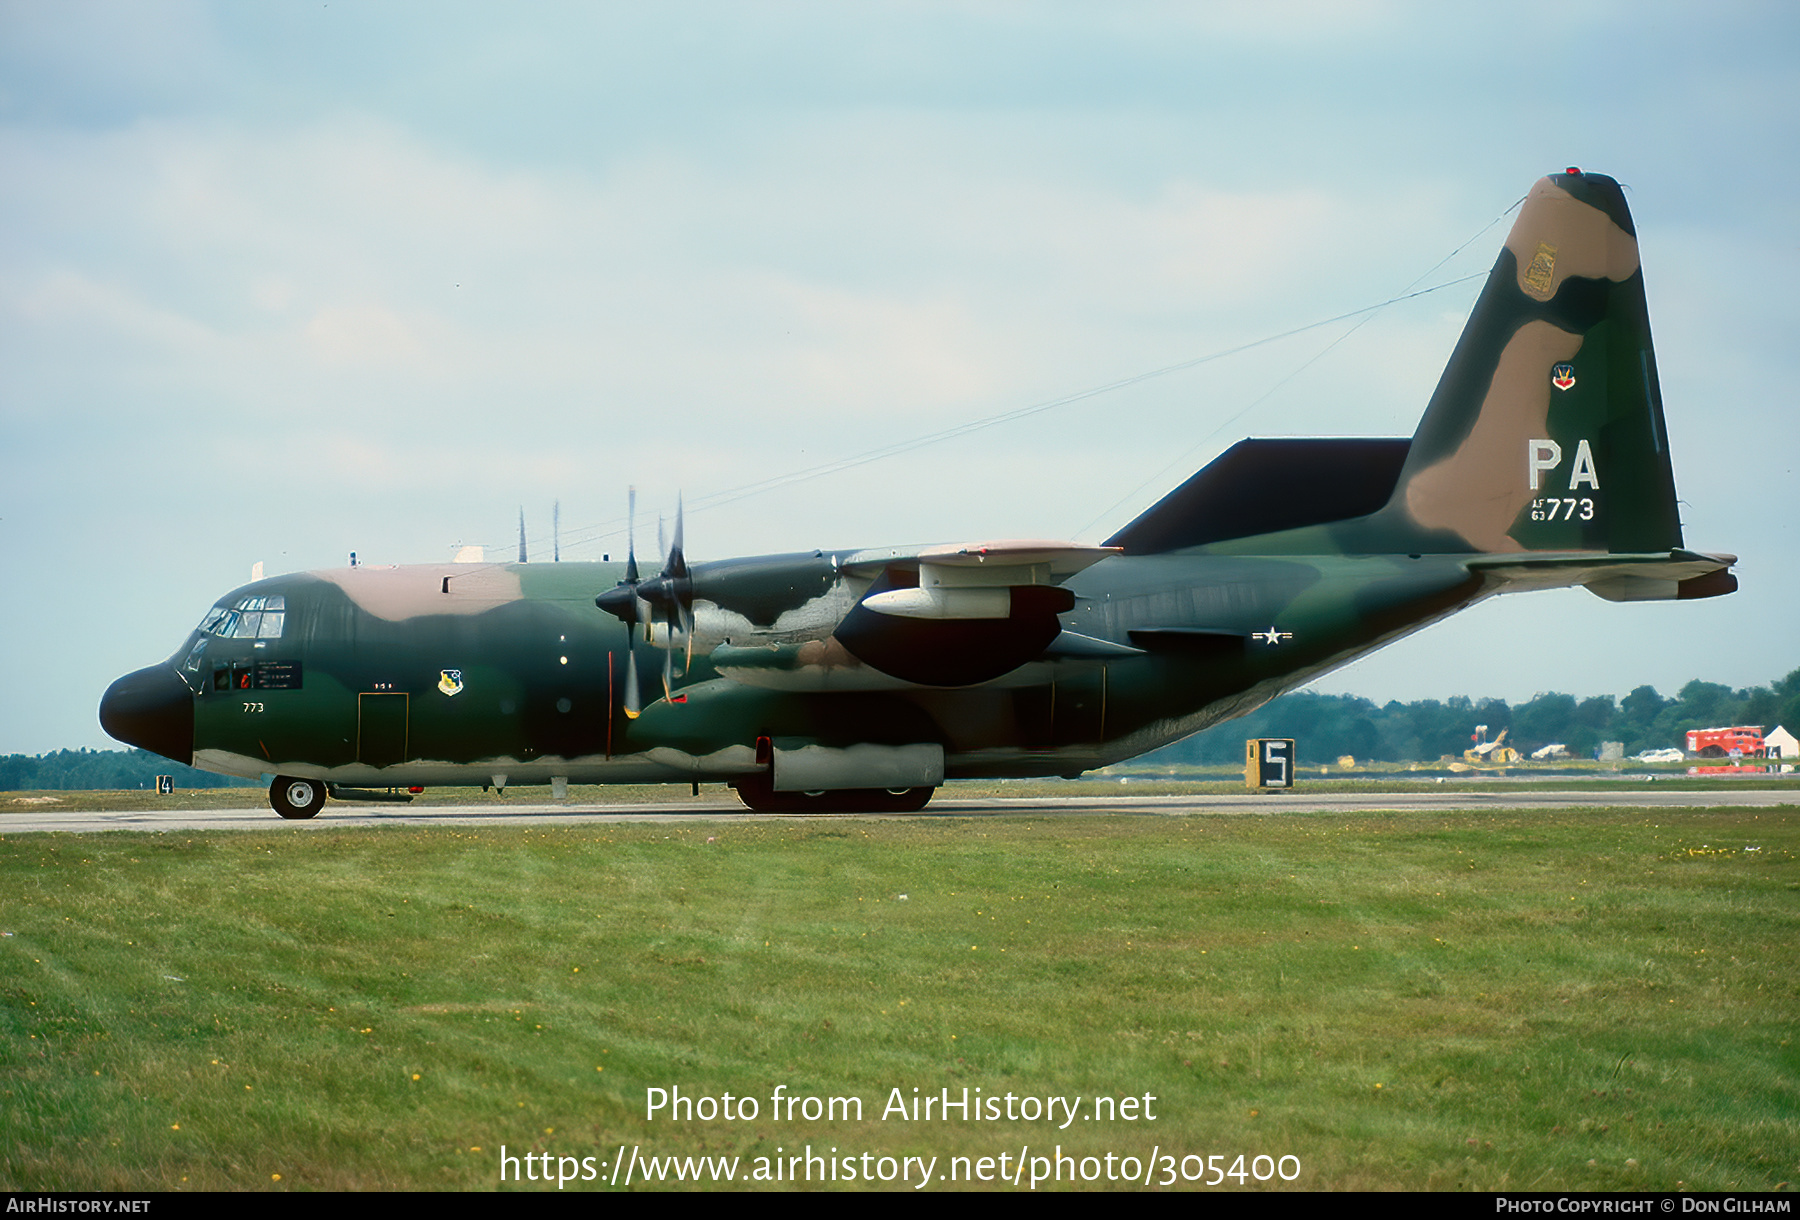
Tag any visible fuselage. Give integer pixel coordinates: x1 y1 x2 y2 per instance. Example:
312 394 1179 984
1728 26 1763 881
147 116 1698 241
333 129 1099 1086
100 548 1485 789
95 171 1736 814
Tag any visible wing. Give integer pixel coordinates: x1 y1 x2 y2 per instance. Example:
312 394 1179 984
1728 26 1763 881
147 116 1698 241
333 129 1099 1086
831 540 1119 687
700 540 1120 690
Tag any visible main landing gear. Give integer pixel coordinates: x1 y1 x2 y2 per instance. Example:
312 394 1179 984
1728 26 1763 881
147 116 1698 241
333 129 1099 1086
269 775 326 820
728 772 935 814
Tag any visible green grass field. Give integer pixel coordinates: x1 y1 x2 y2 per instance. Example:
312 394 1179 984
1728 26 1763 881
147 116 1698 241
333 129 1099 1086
2 805 1795 1191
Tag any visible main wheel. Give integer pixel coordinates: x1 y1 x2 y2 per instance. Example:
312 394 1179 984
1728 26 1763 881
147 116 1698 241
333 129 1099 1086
269 776 326 820
728 773 794 812
878 786 935 813
729 774 936 814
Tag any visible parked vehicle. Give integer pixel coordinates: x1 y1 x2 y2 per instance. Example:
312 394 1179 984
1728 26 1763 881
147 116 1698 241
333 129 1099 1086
1685 726 1765 758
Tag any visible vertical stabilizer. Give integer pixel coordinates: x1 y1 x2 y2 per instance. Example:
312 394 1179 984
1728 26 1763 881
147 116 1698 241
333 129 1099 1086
1386 170 1682 555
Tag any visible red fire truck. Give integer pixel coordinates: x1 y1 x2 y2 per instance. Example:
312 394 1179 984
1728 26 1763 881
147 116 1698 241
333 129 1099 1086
1686 726 1766 758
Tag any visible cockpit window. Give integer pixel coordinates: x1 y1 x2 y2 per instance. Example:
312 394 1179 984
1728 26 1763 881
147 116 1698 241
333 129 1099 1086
181 637 208 675
196 594 286 639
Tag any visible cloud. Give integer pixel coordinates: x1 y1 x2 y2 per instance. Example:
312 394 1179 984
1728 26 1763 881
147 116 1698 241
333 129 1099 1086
303 304 428 368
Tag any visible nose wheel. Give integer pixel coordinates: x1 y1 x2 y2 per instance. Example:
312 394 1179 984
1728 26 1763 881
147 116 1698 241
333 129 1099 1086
269 776 326 820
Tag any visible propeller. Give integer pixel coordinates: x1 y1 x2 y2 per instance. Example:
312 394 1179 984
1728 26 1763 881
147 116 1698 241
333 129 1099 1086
634 495 694 700
594 487 645 717
595 490 694 714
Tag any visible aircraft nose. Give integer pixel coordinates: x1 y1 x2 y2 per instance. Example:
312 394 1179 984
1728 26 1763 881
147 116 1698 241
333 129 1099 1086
99 664 194 765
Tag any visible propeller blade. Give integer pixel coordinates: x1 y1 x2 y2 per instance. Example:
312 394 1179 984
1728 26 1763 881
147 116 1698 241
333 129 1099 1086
625 486 639 584
602 491 696 703
596 485 649 719
666 494 687 579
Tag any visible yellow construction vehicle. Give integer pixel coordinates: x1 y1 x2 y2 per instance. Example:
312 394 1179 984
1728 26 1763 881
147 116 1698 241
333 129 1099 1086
1464 726 1520 766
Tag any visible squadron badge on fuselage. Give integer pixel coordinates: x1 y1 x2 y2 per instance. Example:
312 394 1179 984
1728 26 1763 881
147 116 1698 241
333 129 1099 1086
438 669 465 697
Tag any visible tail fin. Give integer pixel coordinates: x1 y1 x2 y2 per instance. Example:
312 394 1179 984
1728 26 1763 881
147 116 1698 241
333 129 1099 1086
1388 169 1682 555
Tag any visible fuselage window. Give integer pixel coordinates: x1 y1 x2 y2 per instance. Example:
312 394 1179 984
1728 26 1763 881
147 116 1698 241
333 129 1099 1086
181 637 209 675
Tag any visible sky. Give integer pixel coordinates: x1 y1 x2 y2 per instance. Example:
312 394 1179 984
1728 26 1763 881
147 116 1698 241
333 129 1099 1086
2 1 1796 754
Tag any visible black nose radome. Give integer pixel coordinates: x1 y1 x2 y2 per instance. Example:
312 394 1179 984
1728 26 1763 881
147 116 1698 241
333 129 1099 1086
99 664 194 765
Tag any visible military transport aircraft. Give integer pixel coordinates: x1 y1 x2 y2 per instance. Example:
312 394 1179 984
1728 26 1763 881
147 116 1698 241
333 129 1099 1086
101 170 1735 818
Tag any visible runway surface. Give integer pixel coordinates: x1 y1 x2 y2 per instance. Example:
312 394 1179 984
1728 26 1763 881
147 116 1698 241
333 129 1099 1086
4 788 1794 833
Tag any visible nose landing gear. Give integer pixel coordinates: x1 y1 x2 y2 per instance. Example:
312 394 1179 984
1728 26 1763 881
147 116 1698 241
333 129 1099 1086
269 776 326 820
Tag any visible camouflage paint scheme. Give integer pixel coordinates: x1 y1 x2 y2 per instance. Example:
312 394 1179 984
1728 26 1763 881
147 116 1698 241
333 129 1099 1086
100 171 1734 817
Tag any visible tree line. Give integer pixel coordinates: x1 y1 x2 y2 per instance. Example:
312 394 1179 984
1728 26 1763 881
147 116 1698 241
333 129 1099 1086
1149 667 1800 766
0 748 255 792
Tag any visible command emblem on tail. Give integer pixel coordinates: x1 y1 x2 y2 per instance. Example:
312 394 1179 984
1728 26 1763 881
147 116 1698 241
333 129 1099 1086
1550 362 1576 391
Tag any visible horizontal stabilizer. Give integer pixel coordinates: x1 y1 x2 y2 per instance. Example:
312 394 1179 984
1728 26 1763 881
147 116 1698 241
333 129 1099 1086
1467 548 1737 600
